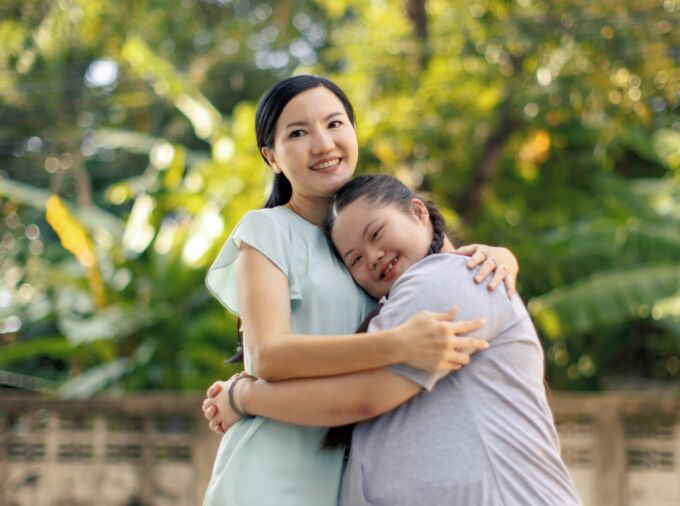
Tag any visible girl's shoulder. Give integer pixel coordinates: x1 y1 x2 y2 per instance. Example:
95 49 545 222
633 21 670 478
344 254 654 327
393 253 470 289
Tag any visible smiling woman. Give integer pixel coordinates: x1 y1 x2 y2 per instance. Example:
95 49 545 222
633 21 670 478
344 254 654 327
260 86 359 225
201 75 521 506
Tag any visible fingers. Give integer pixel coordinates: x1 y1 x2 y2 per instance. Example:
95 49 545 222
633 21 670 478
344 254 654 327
434 306 458 322
203 403 217 421
466 248 488 269
209 420 225 434
450 337 489 351
448 318 485 335
504 275 517 299
474 258 497 283
453 244 478 257
487 264 508 291
206 381 222 398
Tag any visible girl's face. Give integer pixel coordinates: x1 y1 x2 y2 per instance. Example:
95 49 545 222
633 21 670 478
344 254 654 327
262 86 358 201
331 197 433 299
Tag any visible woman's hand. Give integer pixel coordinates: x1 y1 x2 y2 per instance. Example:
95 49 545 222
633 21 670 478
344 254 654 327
202 375 242 434
397 306 488 372
455 244 519 298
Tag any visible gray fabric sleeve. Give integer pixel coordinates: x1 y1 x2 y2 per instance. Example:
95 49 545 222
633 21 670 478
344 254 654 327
368 254 500 391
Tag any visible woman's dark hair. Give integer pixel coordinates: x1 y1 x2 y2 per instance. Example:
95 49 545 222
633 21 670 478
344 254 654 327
257 75 356 209
227 75 356 364
321 174 456 450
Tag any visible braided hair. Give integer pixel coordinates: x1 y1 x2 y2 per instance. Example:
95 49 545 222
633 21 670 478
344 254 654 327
322 174 456 450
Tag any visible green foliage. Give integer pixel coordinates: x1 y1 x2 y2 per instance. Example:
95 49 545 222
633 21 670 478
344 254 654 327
0 0 679 394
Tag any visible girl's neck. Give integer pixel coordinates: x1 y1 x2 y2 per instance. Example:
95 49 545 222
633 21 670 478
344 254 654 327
285 193 333 227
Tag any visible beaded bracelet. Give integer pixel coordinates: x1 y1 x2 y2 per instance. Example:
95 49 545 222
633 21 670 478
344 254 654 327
228 372 257 419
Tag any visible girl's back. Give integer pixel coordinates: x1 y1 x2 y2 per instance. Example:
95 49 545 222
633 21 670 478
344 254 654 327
341 254 580 506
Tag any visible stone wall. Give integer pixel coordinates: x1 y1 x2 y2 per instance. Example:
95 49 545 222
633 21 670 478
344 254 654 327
1 392 678 505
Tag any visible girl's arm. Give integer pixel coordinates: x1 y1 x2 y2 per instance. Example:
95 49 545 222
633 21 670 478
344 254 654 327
204 367 446 432
239 243 485 380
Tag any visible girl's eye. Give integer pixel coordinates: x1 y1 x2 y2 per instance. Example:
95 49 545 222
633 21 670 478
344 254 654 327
350 255 362 268
289 129 306 138
371 226 383 240
328 120 343 128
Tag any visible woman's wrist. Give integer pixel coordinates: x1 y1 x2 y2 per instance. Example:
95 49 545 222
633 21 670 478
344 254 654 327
229 373 256 418
236 377 255 415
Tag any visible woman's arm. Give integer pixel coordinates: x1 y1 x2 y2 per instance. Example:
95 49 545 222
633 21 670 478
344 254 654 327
458 244 519 297
204 367 436 432
239 243 485 380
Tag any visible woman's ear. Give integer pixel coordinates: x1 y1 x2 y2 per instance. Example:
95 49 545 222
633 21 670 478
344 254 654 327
410 198 430 225
261 147 280 174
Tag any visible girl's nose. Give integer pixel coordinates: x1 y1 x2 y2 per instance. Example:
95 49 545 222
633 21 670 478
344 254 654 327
368 248 385 270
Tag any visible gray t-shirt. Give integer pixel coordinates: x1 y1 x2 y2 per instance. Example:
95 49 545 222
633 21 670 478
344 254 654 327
339 254 581 506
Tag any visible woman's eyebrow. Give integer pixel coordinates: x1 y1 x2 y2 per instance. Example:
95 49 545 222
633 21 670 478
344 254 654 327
342 219 377 261
284 111 344 129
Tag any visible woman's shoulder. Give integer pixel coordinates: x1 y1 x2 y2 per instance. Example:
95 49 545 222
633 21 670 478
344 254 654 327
238 206 318 234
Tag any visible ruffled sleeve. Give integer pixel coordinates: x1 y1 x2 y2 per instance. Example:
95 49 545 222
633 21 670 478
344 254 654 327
205 209 302 315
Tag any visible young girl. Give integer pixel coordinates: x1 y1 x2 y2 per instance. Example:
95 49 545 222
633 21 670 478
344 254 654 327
205 175 581 505
201 75 519 505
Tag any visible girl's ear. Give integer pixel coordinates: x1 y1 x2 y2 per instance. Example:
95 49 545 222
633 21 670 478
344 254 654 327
261 147 280 173
410 198 430 225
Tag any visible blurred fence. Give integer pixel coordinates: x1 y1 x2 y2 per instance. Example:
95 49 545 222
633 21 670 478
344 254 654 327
1 392 678 505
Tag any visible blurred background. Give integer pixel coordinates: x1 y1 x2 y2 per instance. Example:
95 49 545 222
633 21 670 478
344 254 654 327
1 0 679 504
1 0 679 397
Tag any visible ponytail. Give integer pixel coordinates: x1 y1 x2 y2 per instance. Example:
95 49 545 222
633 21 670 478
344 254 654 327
264 173 293 209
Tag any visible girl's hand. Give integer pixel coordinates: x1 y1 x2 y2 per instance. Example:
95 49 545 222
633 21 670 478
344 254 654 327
455 244 518 298
202 375 242 434
397 306 488 372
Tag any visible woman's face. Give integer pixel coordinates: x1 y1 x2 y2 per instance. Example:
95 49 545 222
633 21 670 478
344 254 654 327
263 86 358 201
331 197 433 299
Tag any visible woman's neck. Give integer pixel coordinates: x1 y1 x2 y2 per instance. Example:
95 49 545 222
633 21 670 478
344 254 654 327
285 193 332 227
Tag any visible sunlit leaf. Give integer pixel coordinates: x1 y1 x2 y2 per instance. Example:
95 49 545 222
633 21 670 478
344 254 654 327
57 359 131 399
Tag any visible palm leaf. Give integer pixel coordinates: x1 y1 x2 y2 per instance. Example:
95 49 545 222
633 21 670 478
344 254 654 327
528 264 680 338
57 305 167 344
57 359 131 399
0 336 73 365
0 177 124 240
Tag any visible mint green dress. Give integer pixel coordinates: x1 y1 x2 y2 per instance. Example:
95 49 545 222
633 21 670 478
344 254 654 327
203 206 374 506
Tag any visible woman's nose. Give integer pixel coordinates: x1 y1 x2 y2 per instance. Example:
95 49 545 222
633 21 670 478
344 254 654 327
311 128 334 154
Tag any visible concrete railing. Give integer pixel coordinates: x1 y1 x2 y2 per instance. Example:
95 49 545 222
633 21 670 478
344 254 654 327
1 392 678 505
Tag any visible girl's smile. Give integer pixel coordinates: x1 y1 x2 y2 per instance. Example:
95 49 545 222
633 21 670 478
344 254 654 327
331 197 435 299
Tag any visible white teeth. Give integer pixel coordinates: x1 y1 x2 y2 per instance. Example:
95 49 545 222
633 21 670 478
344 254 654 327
381 257 398 278
313 158 340 170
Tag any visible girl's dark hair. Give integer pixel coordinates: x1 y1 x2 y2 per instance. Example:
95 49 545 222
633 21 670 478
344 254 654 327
257 75 356 209
323 174 451 256
228 75 356 364
322 174 455 450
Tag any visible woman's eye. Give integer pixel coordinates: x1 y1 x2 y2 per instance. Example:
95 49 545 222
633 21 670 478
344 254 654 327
289 129 305 138
328 120 343 128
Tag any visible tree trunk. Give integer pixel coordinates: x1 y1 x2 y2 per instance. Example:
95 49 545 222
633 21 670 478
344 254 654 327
456 93 519 222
